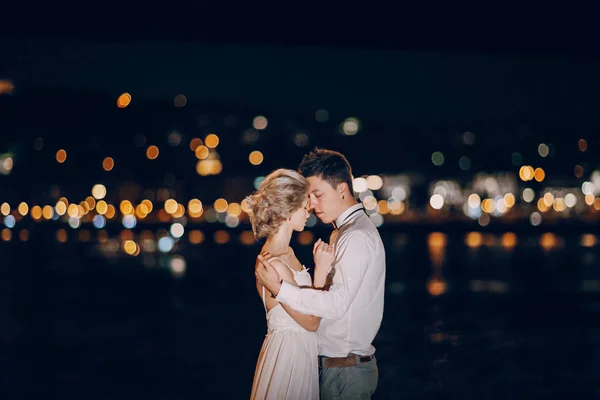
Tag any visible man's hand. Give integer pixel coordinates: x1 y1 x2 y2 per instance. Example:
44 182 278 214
313 238 335 270
255 252 282 297
313 239 335 288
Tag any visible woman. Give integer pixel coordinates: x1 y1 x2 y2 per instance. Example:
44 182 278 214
247 169 334 400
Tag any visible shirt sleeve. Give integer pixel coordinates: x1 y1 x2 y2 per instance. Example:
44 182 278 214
276 231 370 320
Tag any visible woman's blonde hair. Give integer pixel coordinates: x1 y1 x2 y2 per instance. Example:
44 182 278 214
245 168 309 239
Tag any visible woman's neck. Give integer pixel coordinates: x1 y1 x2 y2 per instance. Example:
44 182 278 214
265 226 292 256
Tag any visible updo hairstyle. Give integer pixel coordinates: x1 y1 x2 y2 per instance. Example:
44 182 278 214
245 169 309 239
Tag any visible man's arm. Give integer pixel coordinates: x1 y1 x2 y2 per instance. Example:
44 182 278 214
262 259 321 332
275 231 371 320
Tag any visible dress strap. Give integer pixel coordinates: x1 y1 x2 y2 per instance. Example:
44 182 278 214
268 256 297 275
261 285 267 313
261 257 295 314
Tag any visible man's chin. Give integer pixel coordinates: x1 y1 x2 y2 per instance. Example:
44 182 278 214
316 214 332 224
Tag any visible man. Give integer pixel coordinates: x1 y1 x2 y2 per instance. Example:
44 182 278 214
255 148 386 399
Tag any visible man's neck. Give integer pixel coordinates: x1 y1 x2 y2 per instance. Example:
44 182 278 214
336 201 359 218
333 201 361 228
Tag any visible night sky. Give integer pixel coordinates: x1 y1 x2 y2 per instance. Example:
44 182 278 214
2 39 600 126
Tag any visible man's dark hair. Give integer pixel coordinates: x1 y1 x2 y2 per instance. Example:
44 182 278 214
298 148 353 191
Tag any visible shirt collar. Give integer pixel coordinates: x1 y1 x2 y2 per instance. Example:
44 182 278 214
332 203 365 230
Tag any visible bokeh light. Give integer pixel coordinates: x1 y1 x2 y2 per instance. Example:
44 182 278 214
252 116 268 130
173 94 187 107
195 145 209 160
341 118 360 135
92 184 107 200
431 152 444 166
103 157 115 171
249 151 264 165
18 202 29 216
146 145 159 160
56 149 67 163
117 93 131 108
205 134 219 148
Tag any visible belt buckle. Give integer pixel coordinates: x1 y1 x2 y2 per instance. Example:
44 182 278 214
358 354 373 363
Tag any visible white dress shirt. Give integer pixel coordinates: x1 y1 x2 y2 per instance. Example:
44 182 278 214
276 203 386 357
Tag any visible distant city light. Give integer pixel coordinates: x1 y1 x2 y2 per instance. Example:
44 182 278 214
117 93 131 108
341 117 360 135
56 149 67 163
315 109 329 122
431 152 444 166
252 116 268 130
249 151 264 165
430 194 444 210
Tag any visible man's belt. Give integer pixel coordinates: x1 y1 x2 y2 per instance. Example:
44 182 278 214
318 353 374 369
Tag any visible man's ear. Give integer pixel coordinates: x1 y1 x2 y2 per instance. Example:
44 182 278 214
337 182 350 196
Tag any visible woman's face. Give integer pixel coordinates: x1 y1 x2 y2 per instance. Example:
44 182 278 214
289 197 310 232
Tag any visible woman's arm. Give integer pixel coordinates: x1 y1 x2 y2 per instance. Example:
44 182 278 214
278 303 321 332
256 258 321 332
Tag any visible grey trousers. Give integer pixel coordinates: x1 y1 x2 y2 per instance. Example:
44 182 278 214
319 356 378 400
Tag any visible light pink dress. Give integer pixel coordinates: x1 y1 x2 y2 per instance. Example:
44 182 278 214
250 257 319 399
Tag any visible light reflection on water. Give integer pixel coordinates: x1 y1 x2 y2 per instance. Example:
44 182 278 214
1 228 600 398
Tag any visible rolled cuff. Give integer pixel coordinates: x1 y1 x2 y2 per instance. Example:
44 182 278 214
275 280 300 304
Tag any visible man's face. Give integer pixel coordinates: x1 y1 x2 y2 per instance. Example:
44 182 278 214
307 175 342 224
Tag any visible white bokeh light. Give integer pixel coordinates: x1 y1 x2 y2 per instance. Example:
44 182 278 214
170 256 187 277
170 223 184 238
430 194 444 210
353 177 368 193
565 193 577 208
158 237 174 253
530 212 542 226
522 188 535 203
